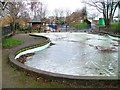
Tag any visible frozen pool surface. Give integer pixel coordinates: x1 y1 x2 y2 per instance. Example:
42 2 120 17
25 32 119 77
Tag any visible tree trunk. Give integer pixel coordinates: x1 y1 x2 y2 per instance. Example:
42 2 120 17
10 22 16 35
104 18 110 31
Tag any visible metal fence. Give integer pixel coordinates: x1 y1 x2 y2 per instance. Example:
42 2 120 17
2 25 12 37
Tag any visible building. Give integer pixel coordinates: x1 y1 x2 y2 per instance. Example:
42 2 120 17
28 16 45 32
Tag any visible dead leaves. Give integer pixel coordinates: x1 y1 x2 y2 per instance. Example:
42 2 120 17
16 53 35 63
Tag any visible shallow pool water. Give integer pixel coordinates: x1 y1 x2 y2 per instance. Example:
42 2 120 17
25 32 119 77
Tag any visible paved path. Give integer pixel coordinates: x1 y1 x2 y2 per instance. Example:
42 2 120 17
2 33 52 88
12 33 47 47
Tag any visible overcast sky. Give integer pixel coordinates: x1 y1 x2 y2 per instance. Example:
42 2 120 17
41 0 119 18
41 0 85 15
8 0 118 19
44 0 84 11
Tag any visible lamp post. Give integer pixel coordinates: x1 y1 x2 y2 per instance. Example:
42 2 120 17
65 22 68 32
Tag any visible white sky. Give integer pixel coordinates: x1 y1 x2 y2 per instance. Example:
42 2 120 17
24 0 119 19
40 0 119 18
41 0 85 15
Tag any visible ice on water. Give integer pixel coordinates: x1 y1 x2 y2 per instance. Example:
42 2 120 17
25 32 119 77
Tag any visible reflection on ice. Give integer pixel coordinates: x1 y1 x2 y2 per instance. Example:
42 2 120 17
25 32 119 77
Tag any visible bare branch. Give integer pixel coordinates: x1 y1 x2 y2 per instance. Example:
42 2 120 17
82 0 119 27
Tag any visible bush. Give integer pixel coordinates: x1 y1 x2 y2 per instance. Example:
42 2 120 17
17 25 29 33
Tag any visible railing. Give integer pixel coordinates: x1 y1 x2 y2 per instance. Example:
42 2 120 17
2 25 13 37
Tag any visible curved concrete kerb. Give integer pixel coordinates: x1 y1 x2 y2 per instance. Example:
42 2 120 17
108 35 120 41
9 34 51 67
15 42 50 59
15 34 51 59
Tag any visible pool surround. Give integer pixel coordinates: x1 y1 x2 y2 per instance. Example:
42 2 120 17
9 33 119 80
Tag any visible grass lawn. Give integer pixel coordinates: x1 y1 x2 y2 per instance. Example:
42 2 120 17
110 22 120 34
2 37 23 48
69 22 87 30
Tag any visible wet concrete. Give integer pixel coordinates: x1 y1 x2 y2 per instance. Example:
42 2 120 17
25 32 119 77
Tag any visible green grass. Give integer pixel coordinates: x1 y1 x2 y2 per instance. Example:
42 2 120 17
2 37 23 48
109 22 120 34
70 22 87 29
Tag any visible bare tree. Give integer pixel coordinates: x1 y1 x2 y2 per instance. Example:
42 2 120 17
58 9 64 24
30 1 48 21
82 0 120 29
53 9 59 20
59 9 64 18
65 9 71 23
0 2 3 18
20 11 30 25
88 13 98 21
40 4 49 21
42 5 48 19
30 2 42 18
1 2 25 34
81 7 87 19
65 9 71 17
0 1 8 17
69 9 83 22
0 0 30 32
52 9 64 24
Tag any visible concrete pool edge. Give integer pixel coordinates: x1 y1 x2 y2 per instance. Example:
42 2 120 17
108 35 120 41
9 33 119 80
15 42 50 59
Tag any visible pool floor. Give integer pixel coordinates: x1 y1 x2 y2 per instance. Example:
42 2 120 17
25 32 119 77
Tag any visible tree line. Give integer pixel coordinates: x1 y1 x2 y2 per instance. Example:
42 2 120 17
0 0 119 34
